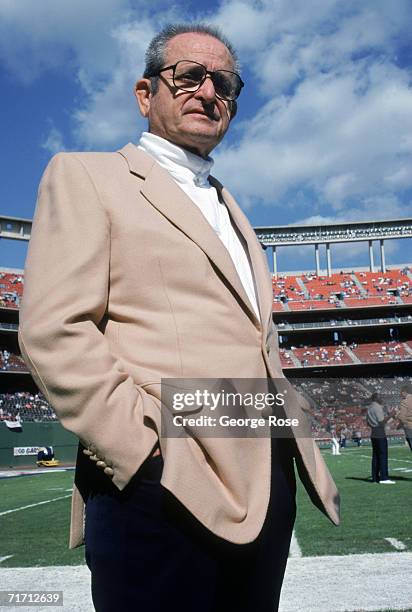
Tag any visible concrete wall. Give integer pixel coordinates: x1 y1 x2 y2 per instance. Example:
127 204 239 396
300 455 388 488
0 422 77 467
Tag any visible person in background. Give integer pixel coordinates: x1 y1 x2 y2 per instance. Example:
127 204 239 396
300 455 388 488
331 426 341 456
352 429 362 447
397 383 412 451
366 393 395 484
339 426 347 450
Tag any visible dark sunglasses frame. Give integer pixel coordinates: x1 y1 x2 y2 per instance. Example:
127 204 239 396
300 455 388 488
154 60 244 101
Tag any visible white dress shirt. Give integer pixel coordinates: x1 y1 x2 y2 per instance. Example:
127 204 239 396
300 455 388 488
138 132 260 320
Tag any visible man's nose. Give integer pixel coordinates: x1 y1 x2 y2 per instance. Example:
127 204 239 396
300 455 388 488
194 75 216 102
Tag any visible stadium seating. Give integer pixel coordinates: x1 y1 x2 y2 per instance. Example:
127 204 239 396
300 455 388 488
343 296 396 307
0 271 24 309
1 266 411 441
294 377 403 438
280 341 412 368
2 264 410 312
0 350 28 372
351 341 412 364
293 345 353 366
279 348 295 368
272 267 412 310
0 391 57 422
0 381 404 442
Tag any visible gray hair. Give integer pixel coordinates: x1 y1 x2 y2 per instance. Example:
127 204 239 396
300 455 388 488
143 23 240 95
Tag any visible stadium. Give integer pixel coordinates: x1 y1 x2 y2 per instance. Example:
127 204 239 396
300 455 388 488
0 214 411 612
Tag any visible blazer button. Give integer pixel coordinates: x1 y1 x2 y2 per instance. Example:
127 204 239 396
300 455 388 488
96 460 107 469
104 467 114 477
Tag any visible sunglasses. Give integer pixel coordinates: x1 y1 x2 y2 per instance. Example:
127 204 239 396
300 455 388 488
154 60 244 102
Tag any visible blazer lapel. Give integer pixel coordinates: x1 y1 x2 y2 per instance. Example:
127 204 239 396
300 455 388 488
209 177 273 336
118 143 264 328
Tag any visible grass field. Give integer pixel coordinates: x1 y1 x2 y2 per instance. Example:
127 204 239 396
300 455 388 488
295 444 412 557
0 444 411 568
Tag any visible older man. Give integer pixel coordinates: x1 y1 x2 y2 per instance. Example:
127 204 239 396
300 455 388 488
18 23 339 612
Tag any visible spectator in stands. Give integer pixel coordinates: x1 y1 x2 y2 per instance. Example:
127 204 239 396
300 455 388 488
366 393 395 484
0 392 55 422
397 384 412 451
18 22 339 612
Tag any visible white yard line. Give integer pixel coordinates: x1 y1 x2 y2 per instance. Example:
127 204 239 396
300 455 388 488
0 495 71 517
359 454 412 464
289 530 302 558
0 467 75 479
384 537 407 551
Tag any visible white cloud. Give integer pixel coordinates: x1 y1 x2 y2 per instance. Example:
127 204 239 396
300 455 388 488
41 125 66 155
213 1 412 218
209 0 276 52
72 20 156 148
1 0 412 220
0 0 179 148
0 0 130 83
298 194 412 226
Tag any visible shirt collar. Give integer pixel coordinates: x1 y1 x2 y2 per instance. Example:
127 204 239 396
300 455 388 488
138 131 214 187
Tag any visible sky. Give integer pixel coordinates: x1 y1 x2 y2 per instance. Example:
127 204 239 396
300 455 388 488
1 0 412 273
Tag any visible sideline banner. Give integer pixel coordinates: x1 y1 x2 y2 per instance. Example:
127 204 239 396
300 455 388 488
13 446 43 456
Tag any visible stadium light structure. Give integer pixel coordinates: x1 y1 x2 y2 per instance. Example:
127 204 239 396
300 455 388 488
255 217 412 277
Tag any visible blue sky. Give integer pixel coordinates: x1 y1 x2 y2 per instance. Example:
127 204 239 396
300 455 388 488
1 0 412 273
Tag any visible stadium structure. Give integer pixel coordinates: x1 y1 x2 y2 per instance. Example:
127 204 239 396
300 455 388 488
1 214 412 612
0 214 411 447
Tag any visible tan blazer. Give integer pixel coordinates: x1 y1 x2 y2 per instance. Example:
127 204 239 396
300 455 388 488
18 143 339 549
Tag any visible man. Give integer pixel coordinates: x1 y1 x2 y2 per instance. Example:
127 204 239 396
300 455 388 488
366 393 395 484
330 427 341 455
397 384 412 451
18 23 339 612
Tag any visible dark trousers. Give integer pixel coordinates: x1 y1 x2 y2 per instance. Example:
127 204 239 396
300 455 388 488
85 438 296 612
371 428 389 482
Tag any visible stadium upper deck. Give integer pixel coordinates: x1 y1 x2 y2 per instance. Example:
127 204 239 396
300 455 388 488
272 267 412 312
2 266 411 313
255 217 412 277
1 213 411 442
1 215 412 377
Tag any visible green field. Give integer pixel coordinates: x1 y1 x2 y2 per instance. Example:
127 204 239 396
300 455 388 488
0 470 83 567
296 445 412 556
0 444 411 567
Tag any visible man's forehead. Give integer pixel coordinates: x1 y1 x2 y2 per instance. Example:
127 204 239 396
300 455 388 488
165 32 234 69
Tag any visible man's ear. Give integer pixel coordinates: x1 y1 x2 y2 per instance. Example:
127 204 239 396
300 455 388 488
229 100 237 120
135 78 152 117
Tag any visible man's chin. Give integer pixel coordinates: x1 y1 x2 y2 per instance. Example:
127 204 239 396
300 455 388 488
177 127 222 153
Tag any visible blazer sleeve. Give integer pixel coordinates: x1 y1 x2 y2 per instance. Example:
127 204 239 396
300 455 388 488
18 153 158 491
